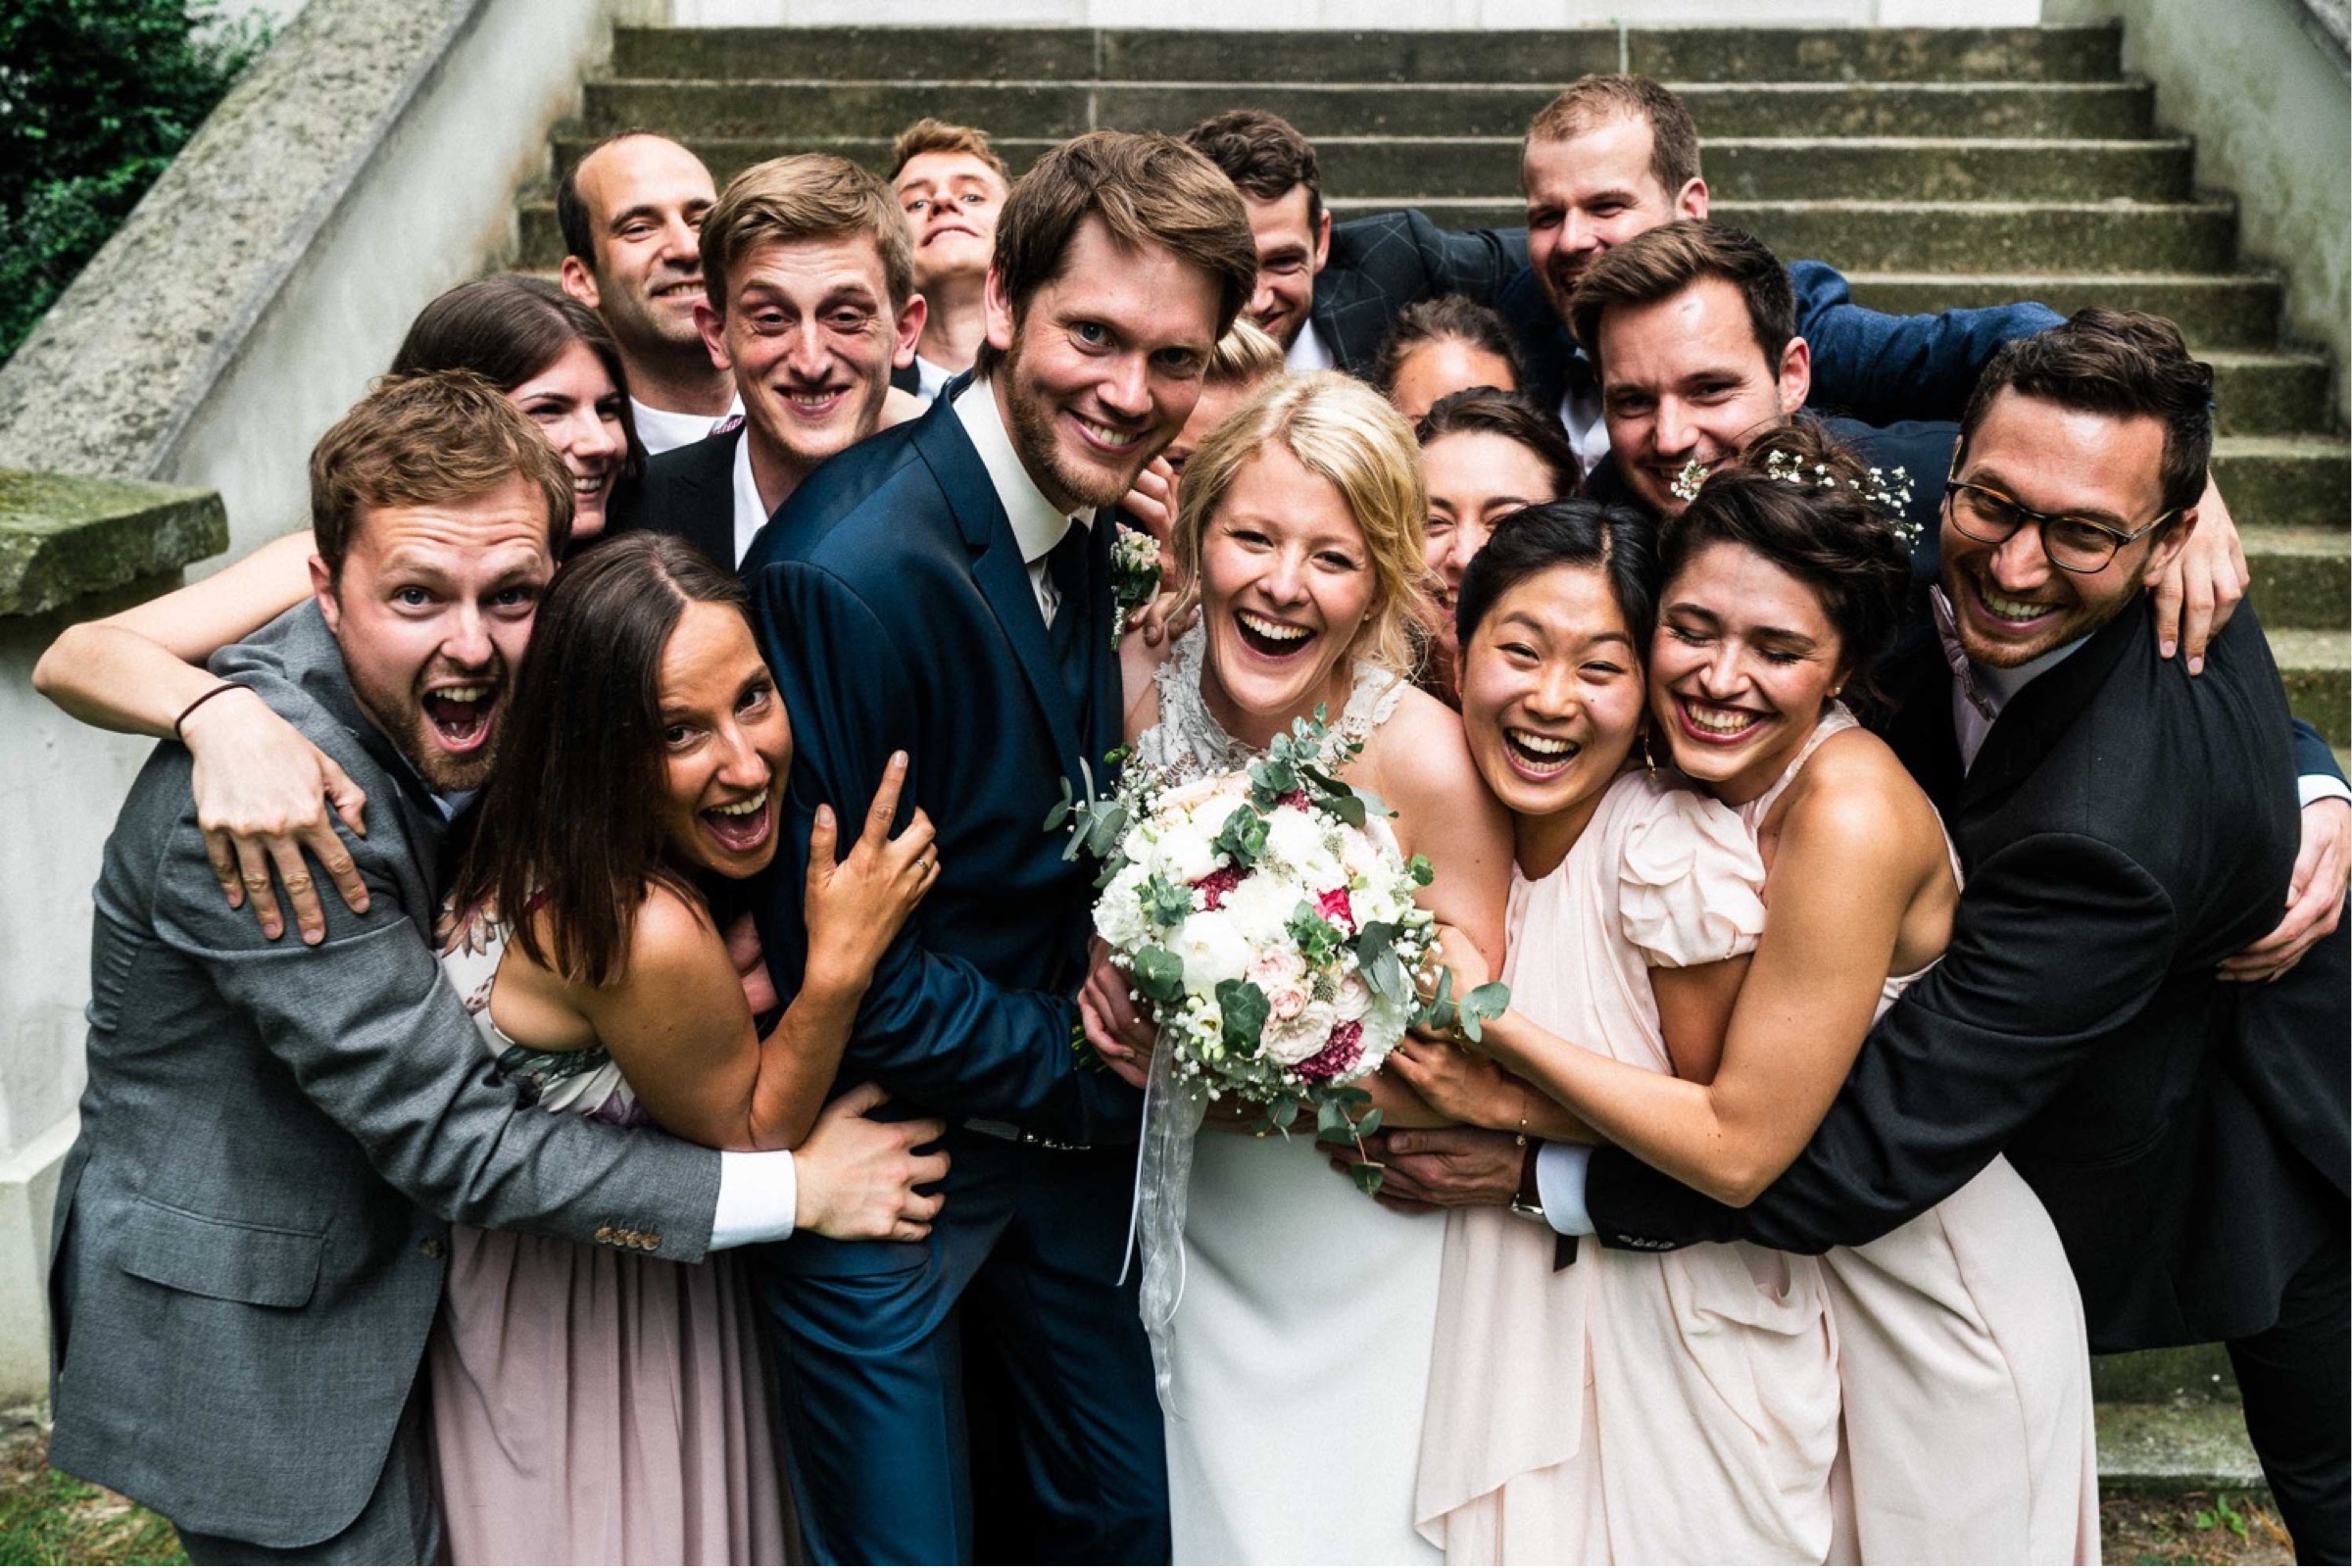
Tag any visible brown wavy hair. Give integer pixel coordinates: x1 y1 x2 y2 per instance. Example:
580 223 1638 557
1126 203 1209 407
1660 416 1912 705
462 533 754 986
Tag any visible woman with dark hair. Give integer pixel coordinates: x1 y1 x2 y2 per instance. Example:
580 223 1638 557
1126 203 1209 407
34 275 649 939
1399 423 2097 1563
1414 388 1579 703
393 274 641 539
1375 294 1526 421
1393 498 1844 1561
429 532 942 1561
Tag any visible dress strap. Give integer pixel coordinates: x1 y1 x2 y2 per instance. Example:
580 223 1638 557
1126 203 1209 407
1738 702 1861 832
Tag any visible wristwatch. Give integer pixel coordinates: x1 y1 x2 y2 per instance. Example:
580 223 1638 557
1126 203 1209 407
1508 1139 1545 1223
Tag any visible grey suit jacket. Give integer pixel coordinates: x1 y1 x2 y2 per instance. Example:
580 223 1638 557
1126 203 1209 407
46 603 723 1548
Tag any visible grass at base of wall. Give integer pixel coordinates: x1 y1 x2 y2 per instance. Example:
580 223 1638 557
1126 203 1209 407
0 1432 183 1566
0 1427 2300 1565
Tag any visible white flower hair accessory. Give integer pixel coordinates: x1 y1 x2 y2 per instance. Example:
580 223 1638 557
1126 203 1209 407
1679 450 1922 547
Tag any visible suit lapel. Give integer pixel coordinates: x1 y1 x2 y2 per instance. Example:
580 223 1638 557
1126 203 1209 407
910 402 1086 783
1958 603 2142 815
1875 642 1966 815
698 428 745 569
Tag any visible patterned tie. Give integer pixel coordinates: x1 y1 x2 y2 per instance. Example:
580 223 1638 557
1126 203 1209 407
1930 586 1999 721
1045 520 1091 714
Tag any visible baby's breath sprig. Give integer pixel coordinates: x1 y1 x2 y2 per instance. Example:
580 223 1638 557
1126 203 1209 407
1670 458 1712 503
1757 452 1921 546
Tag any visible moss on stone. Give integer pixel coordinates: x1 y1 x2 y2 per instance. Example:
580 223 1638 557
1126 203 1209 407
0 467 224 617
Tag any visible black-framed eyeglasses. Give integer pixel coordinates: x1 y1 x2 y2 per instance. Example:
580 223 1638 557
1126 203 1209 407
1940 480 2176 574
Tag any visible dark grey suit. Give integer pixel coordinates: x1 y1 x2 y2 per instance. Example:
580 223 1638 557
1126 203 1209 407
46 604 726 1558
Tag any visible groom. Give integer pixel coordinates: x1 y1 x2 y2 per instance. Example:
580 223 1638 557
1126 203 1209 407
740 130 1256 1563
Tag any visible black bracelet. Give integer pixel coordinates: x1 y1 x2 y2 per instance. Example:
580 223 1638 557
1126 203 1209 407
173 680 246 742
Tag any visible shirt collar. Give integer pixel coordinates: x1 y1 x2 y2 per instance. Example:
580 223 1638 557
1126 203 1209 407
1977 632 2090 712
1285 319 1335 373
953 375 1078 565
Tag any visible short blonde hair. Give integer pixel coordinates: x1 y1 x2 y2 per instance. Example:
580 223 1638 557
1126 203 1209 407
890 118 1008 183
1204 318 1286 388
701 154 914 312
1171 370 1430 678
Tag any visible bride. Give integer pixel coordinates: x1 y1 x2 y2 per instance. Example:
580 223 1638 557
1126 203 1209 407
1082 371 1512 1564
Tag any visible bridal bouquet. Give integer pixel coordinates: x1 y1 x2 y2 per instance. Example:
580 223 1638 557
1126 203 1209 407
1081 710 1502 1192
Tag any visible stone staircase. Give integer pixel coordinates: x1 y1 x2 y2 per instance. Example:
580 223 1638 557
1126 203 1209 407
515 22 2348 749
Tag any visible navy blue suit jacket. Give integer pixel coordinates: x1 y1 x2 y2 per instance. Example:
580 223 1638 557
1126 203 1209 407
738 391 1139 1150
1497 257 2063 425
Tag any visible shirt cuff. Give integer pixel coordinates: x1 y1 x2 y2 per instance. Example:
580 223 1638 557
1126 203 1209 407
1535 1142 1596 1237
710 1149 797 1250
2298 773 2351 809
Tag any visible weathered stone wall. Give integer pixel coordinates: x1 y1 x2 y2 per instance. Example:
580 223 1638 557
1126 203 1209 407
0 0 612 562
2048 0 2352 424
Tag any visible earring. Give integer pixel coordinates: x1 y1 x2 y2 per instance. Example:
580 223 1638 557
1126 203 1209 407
1641 731 1658 778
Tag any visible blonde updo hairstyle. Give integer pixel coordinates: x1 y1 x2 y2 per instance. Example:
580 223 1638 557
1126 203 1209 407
1169 370 1431 678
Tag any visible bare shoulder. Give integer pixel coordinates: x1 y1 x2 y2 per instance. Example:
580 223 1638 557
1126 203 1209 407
618 880 727 983
1362 682 1499 827
1778 726 1945 874
1362 681 1475 788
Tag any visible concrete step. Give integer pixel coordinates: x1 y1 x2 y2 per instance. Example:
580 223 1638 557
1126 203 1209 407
546 130 2196 206
2242 526 2351 631
1331 197 2236 272
2097 1402 2268 1494
581 78 2157 142
1844 272 2284 350
610 24 2126 85
2212 434 2352 534
2093 1345 2240 1404
2270 628 2351 748
2206 351 2338 437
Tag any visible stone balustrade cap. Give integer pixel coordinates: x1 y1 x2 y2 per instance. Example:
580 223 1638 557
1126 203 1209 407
0 468 227 617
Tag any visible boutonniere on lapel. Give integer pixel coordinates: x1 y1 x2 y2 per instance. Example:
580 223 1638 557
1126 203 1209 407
1108 523 1163 647
1044 746 1133 869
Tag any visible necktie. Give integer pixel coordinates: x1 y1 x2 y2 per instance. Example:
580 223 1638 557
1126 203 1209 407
1045 520 1091 714
1930 587 1999 721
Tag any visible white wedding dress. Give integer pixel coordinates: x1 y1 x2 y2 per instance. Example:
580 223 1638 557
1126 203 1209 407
1135 627 1446 1565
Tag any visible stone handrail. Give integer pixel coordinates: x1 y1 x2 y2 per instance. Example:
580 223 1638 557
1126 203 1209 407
0 470 225 618
0 0 608 570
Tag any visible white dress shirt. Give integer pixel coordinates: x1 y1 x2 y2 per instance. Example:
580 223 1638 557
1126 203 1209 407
729 430 768 569
631 393 743 458
1559 374 1608 479
914 355 956 402
1286 318 1336 374
953 376 1087 624
710 1150 798 1247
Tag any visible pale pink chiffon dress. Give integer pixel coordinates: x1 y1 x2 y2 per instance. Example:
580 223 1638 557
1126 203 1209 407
1419 712 2102 1566
427 906 791 1565
1743 708 2099 1566
1418 769 1844 1563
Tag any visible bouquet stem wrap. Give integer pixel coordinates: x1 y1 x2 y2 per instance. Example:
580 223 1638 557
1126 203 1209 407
1129 1043 1207 1414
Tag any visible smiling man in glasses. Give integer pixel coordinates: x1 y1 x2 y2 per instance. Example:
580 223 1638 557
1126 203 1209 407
1372 308 2351 1562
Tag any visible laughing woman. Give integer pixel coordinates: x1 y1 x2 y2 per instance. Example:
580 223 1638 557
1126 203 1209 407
432 533 945 1562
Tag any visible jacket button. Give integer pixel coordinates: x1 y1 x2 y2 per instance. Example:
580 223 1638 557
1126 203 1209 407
594 1225 615 1246
639 1232 661 1252
419 1238 446 1260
